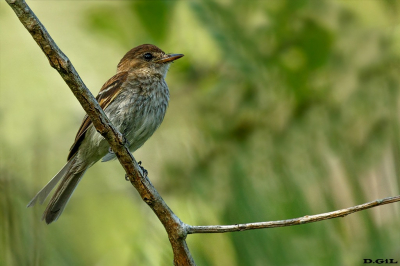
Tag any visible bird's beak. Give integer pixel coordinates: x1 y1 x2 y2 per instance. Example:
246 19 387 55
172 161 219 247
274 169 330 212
156 53 184 63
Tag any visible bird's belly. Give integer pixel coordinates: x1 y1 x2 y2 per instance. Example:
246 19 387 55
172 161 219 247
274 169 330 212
123 110 163 151
110 96 167 153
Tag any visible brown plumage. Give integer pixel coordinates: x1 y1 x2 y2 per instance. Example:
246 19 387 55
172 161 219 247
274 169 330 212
28 44 183 224
68 71 128 160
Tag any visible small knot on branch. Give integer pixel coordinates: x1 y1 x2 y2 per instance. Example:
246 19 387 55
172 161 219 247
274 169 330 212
143 196 154 206
176 222 189 239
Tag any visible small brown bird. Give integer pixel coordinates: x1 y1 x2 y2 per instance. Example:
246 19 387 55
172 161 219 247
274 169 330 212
28 44 183 224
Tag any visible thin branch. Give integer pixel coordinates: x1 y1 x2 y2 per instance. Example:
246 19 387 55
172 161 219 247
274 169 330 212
5 0 195 265
187 195 400 234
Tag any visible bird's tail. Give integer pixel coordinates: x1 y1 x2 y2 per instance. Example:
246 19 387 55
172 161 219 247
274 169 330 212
42 168 87 224
27 157 88 224
27 159 76 207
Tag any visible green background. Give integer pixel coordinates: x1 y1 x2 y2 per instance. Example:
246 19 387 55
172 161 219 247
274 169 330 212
1 0 399 265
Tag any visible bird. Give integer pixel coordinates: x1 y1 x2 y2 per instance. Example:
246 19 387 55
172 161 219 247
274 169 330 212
27 44 184 224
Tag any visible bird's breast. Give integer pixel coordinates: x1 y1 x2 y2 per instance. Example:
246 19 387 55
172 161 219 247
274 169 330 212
107 79 169 152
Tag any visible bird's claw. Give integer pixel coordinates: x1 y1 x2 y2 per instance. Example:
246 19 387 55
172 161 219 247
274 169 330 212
123 136 130 147
125 162 148 181
109 135 130 155
108 147 114 154
138 161 148 177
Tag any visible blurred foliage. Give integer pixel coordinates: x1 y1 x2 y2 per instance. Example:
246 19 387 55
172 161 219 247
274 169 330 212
1 0 400 266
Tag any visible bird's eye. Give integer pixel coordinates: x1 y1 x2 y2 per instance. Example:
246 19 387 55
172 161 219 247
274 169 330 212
143 53 153 60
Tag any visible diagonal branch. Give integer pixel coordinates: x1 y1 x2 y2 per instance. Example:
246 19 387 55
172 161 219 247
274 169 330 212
187 195 400 234
5 0 195 265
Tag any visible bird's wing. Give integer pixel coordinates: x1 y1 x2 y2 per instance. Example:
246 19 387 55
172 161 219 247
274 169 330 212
67 71 129 160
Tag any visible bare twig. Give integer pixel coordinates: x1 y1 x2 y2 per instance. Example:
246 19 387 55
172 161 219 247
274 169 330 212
5 0 195 265
187 195 400 234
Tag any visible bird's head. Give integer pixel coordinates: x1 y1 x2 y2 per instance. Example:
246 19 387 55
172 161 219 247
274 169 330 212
117 44 184 77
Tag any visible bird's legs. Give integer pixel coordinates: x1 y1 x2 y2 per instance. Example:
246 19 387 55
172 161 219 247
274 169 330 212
124 161 148 181
108 135 131 154
138 161 148 177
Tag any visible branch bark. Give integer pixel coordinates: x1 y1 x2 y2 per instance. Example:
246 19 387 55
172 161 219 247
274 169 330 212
187 195 400 234
6 0 400 265
5 0 195 265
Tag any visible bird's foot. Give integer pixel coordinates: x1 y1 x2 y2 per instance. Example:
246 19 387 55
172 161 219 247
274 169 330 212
109 135 130 154
122 135 130 148
138 161 148 177
124 161 148 181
